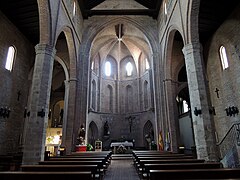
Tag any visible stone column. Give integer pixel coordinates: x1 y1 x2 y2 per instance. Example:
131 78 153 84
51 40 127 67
64 78 77 154
22 44 56 164
163 79 179 152
182 42 218 161
151 52 164 146
60 80 70 148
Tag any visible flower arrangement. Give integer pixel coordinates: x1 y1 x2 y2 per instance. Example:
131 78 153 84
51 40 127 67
86 144 93 151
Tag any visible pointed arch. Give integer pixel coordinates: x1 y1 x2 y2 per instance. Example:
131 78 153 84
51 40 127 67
143 120 154 149
56 27 77 79
88 121 98 147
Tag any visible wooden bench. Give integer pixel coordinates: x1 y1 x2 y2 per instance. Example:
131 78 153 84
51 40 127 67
0 155 13 171
39 160 105 176
21 164 100 180
46 157 109 172
137 159 205 176
149 168 240 180
142 162 222 180
0 171 92 180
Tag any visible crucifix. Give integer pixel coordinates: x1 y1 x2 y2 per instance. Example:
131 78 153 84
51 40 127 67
215 88 220 98
17 90 21 101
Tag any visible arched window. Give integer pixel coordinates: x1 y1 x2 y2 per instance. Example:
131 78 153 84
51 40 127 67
146 58 150 70
105 61 111 76
126 62 133 76
91 61 94 70
164 2 167 15
5 46 16 71
73 0 76 17
219 45 229 70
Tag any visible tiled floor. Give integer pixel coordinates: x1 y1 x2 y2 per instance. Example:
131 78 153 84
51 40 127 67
104 159 140 180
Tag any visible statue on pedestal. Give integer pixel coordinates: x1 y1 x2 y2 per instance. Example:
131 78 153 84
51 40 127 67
77 125 86 145
104 121 110 136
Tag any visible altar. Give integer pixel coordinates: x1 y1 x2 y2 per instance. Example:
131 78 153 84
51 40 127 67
110 141 133 154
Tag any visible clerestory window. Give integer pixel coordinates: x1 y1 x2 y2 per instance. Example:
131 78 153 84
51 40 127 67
105 61 111 76
73 1 76 17
146 58 150 70
126 62 133 76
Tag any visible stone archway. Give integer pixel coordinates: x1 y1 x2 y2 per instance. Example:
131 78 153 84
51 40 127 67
88 121 99 148
143 120 154 150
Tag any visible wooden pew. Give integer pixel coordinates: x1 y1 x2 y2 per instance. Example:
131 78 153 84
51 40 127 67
137 159 205 176
0 155 13 171
21 164 100 180
149 168 240 180
46 157 108 173
143 162 222 180
21 164 98 172
39 160 105 177
0 171 92 180
48 151 112 172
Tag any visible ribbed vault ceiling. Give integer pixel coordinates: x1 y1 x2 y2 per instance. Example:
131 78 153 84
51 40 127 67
0 0 239 45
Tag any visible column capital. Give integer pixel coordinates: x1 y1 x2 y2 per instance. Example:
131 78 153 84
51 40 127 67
151 51 160 58
68 78 78 82
182 42 202 55
35 44 56 56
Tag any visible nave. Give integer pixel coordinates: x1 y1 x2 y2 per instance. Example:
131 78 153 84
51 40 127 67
1 150 240 179
104 155 139 180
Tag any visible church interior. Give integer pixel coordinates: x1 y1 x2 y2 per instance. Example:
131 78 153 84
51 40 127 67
1 0 240 179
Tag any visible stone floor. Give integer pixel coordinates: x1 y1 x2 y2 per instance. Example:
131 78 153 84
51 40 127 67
104 156 140 180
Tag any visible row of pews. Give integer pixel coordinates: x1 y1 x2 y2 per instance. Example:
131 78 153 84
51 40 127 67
0 153 23 171
132 150 240 180
0 151 112 180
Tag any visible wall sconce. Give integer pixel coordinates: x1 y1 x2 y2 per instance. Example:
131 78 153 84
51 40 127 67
24 107 30 118
0 107 11 118
225 106 239 117
194 107 202 116
37 107 45 118
209 106 216 115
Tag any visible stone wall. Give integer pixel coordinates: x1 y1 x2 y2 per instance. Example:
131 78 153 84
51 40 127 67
87 110 155 149
0 11 35 154
207 6 240 142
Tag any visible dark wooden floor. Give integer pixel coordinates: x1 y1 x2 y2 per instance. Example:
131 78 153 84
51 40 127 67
104 158 140 180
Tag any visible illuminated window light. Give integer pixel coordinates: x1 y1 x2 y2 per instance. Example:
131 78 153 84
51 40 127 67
164 2 167 15
73 1 76 17
219 45 229 70
146 59 150 70
183 100 189 113
105 61 111 76
5 46 15 71
126 62 133 76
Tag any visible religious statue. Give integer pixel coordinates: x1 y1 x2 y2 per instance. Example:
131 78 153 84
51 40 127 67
104 121 110 136
59 109 63 125
77 125 86 145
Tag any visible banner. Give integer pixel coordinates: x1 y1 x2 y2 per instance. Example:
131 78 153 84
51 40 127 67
158 131 164 151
